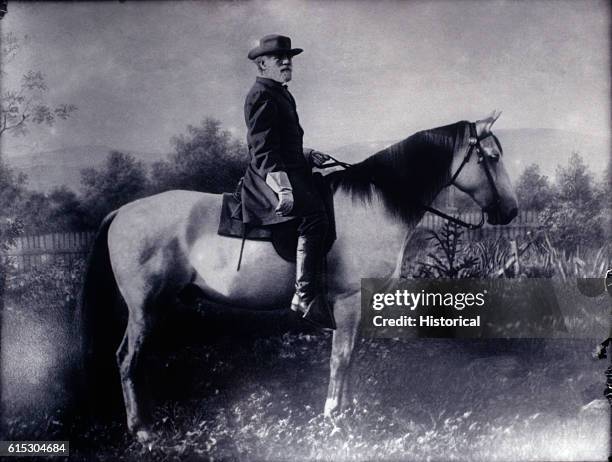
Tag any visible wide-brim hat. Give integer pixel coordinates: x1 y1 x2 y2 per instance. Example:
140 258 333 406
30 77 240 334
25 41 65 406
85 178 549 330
248 34 303 60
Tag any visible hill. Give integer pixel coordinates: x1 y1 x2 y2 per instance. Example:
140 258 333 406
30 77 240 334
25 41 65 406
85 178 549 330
4 145 166 192
3 128 608 193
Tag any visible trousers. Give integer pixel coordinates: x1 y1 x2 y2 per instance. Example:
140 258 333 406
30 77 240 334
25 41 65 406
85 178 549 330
297 210 329 238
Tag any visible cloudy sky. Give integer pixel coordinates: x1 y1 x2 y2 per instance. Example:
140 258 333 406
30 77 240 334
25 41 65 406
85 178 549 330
1 0 609 157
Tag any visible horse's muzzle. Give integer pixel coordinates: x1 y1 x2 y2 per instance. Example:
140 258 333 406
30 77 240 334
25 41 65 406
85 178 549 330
486 206 518 226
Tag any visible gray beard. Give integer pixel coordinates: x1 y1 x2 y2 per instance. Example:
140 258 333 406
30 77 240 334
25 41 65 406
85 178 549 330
280 70 292 82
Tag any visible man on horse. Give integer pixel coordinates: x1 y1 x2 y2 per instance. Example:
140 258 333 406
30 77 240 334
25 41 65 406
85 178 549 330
241 34 336 330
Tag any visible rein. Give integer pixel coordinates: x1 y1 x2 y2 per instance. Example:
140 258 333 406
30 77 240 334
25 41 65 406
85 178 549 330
320 159 353 169
324 123 502 230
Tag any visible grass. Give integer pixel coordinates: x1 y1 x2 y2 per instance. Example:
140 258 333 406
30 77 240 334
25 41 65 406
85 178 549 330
3 325 608 461
1 240 610 461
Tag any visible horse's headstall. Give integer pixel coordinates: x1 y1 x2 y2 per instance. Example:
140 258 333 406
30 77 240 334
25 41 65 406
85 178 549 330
474 134 502 163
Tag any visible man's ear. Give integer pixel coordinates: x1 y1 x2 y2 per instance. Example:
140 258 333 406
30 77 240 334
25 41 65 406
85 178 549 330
256 58 266 73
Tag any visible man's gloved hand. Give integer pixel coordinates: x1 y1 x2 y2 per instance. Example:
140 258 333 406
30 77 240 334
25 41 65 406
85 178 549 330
304 148 331 167
266 171 294 216
310 150 330 167
275 190 294 216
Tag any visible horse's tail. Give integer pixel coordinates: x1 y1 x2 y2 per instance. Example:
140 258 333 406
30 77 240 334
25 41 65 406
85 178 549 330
77 209 126 416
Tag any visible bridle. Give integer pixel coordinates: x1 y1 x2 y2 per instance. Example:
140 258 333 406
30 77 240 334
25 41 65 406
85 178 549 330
322 122 503 230
421 122 503 229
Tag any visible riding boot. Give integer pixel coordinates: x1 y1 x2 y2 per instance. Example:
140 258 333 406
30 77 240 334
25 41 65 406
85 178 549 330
290 233 337 330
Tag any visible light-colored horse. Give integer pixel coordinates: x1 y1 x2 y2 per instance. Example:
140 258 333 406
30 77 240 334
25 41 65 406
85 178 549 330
81 113 517 442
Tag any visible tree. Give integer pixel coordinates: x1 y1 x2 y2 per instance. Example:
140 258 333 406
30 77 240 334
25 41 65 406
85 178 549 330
1 31 20 67
540 152 604 252
47 186 89 231
0 156 27 236
14 186 89 233
0 157 25 311
515 163 554 211
555 152 595 204
0 32 77 311
19 191 53 233
149 158 177 194
81 151 149 227
1 33 76 137
0 158 26 214
149 118 247 194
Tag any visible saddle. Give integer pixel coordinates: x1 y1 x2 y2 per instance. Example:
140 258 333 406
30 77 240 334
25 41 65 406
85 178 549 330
218 173 336 265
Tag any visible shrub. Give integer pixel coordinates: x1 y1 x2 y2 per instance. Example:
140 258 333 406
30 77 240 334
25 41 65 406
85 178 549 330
7 258 85 310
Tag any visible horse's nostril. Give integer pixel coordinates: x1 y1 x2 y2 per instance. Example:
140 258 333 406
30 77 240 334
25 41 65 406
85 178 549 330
508 207 518 220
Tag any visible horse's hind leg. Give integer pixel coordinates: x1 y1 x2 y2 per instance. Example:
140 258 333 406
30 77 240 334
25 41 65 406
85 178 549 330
324 291 360 418
116 296 159 442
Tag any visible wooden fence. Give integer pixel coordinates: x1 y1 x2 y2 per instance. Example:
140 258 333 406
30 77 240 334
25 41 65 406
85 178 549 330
6 231 96 271
419 209 544 240
3 211 545 271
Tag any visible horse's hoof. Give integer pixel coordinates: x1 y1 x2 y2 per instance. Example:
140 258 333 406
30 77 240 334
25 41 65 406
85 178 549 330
323 398 338 419
136 429 154 445
323 412 344 437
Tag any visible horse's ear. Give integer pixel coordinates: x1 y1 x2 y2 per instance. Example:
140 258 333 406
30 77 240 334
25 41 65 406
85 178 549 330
490 110 502 124
479 110 502 136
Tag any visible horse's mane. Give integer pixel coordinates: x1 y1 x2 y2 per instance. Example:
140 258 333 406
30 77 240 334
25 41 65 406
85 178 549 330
327 121 466 223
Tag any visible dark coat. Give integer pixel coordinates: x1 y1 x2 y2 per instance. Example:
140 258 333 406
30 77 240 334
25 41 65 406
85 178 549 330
241 77 325 226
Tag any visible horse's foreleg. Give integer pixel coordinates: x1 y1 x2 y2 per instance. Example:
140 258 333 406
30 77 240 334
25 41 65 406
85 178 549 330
116 315 153 441
324 292 360 417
